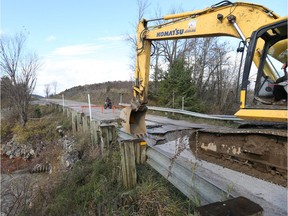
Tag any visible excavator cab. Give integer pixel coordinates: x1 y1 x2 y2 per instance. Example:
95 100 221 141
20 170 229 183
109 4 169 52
254 20 287 102
236 17 288 122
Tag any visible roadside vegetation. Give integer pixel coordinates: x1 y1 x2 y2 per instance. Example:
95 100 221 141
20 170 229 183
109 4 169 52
23 144 194 215
2 104 196 216
1 104 71 173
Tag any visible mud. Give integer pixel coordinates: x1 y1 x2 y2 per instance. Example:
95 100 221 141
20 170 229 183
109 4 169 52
194 148 287 187
147 123 287 187
190 128 287 187
1 156 33 174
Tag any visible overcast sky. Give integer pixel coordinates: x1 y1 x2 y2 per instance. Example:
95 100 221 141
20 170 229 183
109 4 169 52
1 0 287 96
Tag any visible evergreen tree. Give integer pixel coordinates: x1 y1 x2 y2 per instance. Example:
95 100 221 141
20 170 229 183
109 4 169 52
158 57 203 112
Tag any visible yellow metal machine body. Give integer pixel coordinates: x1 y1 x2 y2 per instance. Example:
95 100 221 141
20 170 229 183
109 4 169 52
121 1 287 136
120 1 288 186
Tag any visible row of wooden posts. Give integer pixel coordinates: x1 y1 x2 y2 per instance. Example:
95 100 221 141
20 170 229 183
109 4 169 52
53 104 265 216
54 104 146 189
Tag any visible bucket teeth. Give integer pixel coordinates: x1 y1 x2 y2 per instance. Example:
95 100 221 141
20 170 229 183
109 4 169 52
135 133 147 138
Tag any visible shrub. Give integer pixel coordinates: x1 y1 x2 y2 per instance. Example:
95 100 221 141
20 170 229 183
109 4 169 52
33 106 42 118
12 117 59 146
25 151 193 216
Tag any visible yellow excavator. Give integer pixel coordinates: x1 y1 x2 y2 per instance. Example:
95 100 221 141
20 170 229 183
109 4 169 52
120 1 287 186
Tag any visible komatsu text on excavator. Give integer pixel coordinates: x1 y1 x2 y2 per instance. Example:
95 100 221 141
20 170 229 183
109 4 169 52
120 1 287 186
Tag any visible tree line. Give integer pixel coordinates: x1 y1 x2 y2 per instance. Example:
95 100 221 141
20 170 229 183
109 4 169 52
150 37 240 114
1 1 243 129
129 1 242 114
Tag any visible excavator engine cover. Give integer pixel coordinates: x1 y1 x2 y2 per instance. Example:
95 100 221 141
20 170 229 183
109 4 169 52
120 106 147 137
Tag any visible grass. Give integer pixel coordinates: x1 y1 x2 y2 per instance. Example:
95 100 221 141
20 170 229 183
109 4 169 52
3 103 198 215
22 138 194 216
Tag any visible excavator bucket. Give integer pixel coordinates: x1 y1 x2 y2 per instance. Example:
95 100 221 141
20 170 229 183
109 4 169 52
120 106 147 136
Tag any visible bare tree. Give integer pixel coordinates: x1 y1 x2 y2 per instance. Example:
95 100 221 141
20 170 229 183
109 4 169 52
186 37 237 113
52 81 57 95
0 32 40 126
44 83 51 98
136 0 150 23
126 0 151 77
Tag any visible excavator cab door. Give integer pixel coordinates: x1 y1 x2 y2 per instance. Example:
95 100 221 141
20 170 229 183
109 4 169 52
236 18 288 122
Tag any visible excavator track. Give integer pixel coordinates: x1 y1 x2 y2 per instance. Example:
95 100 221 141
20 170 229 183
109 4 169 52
190 128 287 187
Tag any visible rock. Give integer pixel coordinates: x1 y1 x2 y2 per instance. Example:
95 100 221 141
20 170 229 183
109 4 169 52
15 150 21 157
29 149 35 157
5 150 12 157
62 150 80 169
56 125 64 137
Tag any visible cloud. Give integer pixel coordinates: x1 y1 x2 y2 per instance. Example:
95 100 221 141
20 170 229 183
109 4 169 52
46 35 56 42
97 35 126 42
34 57 131 95
34 38 131 96
52 44 103 56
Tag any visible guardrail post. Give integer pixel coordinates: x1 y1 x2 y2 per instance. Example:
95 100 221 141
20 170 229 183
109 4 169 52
77 112 83 132
62 94 65 114
66 108 70 118
135 141 146 164
120 141 137 189
119 140 146 189
82 115 90 133
71 110 78 133
90 121 100 146
99 124 117 157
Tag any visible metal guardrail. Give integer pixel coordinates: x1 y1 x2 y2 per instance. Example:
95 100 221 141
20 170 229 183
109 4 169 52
119 103 242 121
148 106 242 121
49 99 286 215
146 146 236 205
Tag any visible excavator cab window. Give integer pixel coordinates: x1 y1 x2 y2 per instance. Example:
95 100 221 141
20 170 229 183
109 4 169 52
242 19 288 107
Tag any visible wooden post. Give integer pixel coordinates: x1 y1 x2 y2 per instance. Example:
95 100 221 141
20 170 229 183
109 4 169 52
66 108 70 118
71 110 78 133
100 126 108 156
99 124 117 157
77 112 83 132
90 121 100 145
120 141 137 189
119 139 147 189
62 94 65 114
82 116 90 133
135 141 147 164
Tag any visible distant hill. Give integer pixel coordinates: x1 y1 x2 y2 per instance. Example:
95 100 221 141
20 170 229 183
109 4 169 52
32 94 44 99
56 81 134 106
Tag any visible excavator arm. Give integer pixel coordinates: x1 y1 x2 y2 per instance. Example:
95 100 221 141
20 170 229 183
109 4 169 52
121 1 284 136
